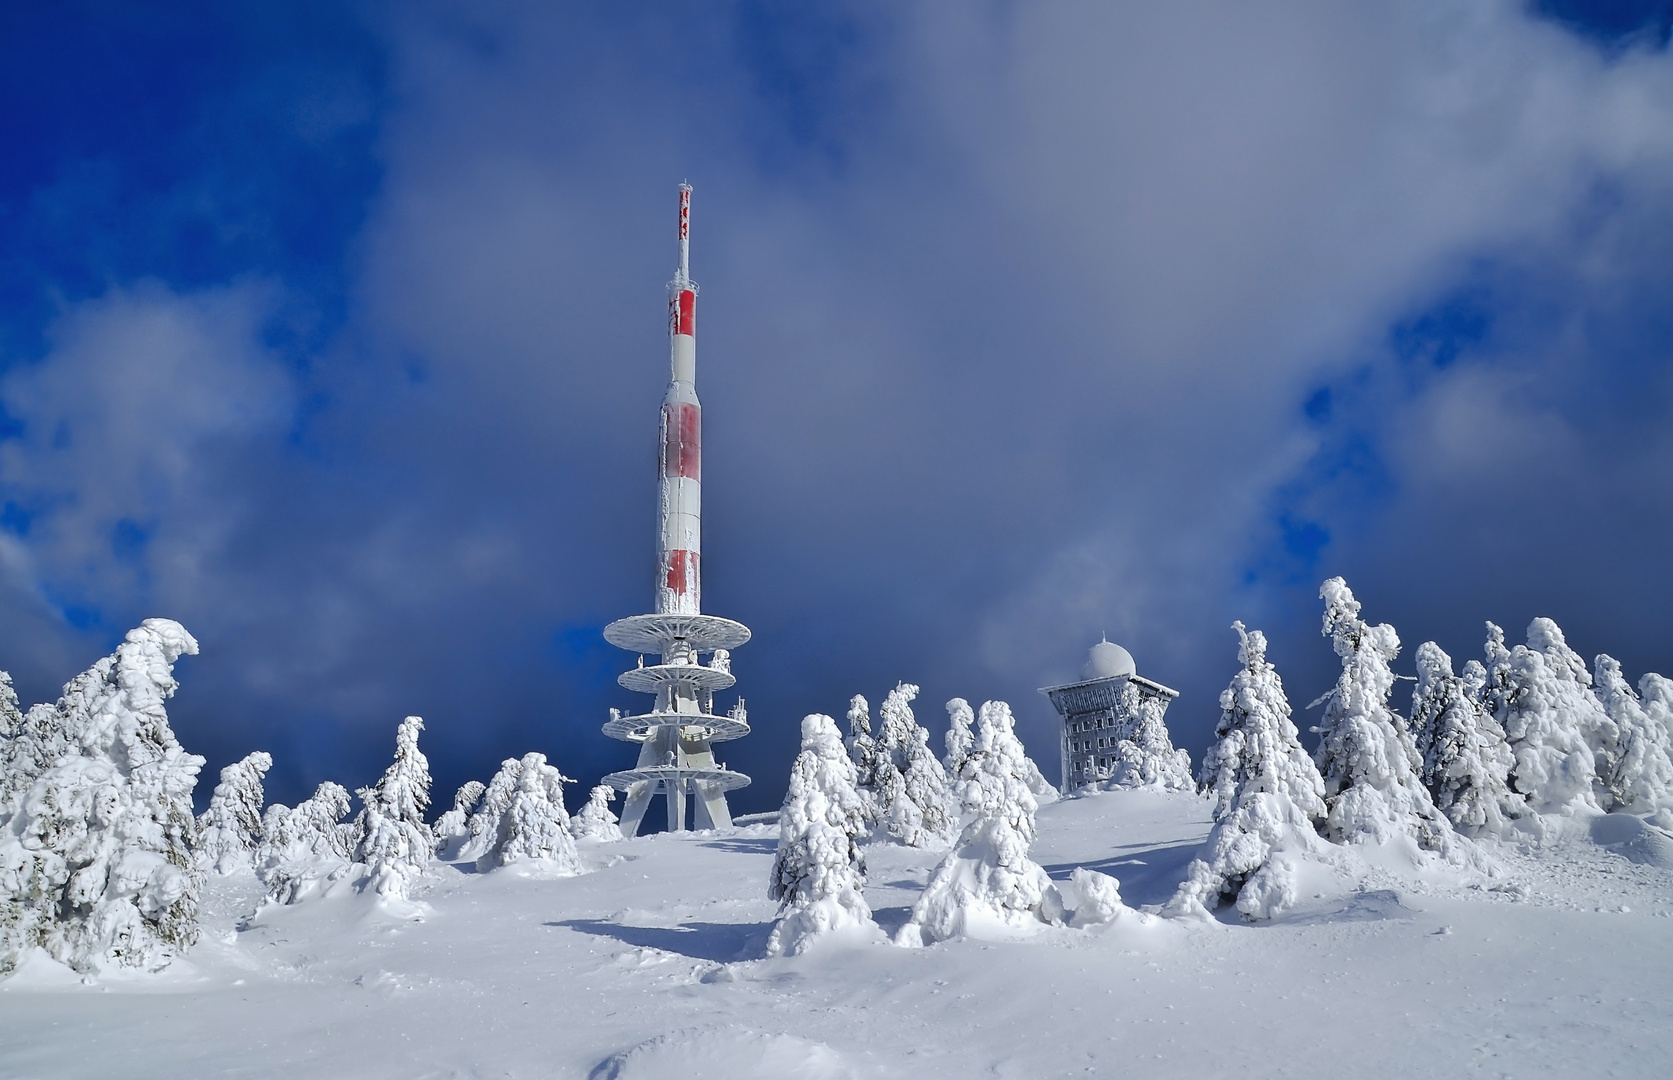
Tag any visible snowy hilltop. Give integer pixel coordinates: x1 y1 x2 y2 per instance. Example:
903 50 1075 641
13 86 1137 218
2 584 1671 1078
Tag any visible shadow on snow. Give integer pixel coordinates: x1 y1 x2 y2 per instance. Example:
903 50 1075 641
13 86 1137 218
550 917 773 963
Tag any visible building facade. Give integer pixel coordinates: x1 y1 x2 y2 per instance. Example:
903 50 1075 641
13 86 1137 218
1040 640 1180 794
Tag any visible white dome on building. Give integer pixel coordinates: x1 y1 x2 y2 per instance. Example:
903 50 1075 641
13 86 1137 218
1081 639 1136 681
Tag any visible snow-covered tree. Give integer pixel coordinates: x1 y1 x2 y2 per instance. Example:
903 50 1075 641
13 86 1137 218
572 785 624 842
255 781 353 904
897 727 956 847
481 753 580 873
844 694 882 826
195 751 274 875
1495 619 1608 816
1409 643 1522 836
900 701 1062 945
944 697 975 778
352 716 434 900
0 620 205 975
1311 579 1459 856
1595 656 1673 814
876 682 921 762
767 714 877 955
848 683 962 843
1110 685 1193 791
472 753 580 875
845 694 879 787
459 757 522 863
1171 622 1328 921
433 780 486 856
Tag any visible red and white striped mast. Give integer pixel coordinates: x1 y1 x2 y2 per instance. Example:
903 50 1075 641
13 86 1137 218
602 184 753 835
658 182 701 616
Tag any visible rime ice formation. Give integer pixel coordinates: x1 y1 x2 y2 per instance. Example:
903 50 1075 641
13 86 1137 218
1409 643 1523 837
898 727 956 847
1594 656 1673 813
1312 579 1461 859
433 780 487 857
1109 684 1193 792
900 701 1063 945
196 751 274 875
473 753 581 875
353 716 435 900
767 714 878 956
1170 622 1328 921
460 757 522 865
849 683 956 846
0 620 205 974
256 781 354 904
944 697 975 779
1494 619 1608 817
573 784 625 842
486 753 581 873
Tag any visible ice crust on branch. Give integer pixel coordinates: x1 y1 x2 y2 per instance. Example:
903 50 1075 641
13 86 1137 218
1311 579 1463 861
767 714 877 956
1409 643 1523 837
473 753 580 875
196 751 274 875
572 784 624 842
901 701 1063 945
352 716 435 900
1594 657 1673 813
1170 622 1328 921
0 620 205 975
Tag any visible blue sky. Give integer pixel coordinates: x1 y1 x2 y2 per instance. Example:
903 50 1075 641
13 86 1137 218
2 1 1671 816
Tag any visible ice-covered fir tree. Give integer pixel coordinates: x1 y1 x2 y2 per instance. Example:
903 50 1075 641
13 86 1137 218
352 715 435 899
894 727 956 847
844 694 882 825
1495 619 1607 816
459 757 522 863
900 701 1062 944
1408 642 1522 836
1311 579 1459 856
480 752 580 873
1170 622 1328 921
1594 656 1673 814
1110 685 1193 791
0 620 205 974
195 751 274 875
572 784 624 842
876 682 921 762
767 714 877 955
433 779 486 856
944 697 975 778
255 781 354 904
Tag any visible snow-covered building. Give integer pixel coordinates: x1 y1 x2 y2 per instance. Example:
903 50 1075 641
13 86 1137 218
1040 640 1180 793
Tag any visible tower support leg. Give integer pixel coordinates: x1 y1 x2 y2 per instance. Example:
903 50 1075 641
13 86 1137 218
692 780 732 830
619 780 653 837
666 776 687 831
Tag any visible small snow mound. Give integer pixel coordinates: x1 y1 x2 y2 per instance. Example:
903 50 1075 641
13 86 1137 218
590 1026 858 1080
1067 867 1131 928
1589 813 1673 869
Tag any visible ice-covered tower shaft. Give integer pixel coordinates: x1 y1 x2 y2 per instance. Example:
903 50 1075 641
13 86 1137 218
659 183 701 616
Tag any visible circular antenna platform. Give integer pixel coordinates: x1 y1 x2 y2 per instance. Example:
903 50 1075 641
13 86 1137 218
604 613 751 654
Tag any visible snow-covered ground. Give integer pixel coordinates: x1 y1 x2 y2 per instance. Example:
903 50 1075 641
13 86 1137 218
3 788 1671 1079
